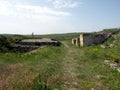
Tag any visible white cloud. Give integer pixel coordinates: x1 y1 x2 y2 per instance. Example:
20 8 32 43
15 4 70 16
0 0 74 34
0 1 11 15
0 0 70 20
48 0 80 8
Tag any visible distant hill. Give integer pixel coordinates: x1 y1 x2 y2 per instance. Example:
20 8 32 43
0 34 23 37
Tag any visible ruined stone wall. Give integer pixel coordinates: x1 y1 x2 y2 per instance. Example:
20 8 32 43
14 45 39 52
83 33 110 46
83 34 94 46
72 33 111 46
19 41 61 46
14 38 61 52
18 39 61 46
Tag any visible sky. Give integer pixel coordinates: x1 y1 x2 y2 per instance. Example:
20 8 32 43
0 0 120 34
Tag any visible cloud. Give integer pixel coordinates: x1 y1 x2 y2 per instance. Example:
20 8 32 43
48 0 80 8
0 1 12 15
0 0 70 20
15 4 70 16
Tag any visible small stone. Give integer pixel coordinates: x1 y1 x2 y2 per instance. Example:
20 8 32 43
104 60 110 64
54 89 58 90
109 63 117 68
100 45 106 48
117 68 120 72
91 88 94 90
109 44 114 48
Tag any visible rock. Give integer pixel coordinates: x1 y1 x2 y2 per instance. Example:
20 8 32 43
109 63 117 68
100 45 106 48
104 60 110 65
113 41 116 43
54 89 58 90
109 44 114 48
91 88 95 90
117 68 120 72
105 60 120 73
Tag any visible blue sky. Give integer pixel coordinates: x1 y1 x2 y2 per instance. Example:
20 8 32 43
0 0 120 34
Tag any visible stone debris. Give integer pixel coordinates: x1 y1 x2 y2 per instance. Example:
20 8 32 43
101 32 120 49
104 60 120 72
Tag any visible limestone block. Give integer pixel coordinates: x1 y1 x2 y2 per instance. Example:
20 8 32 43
72 39 76 44
80 34 84 46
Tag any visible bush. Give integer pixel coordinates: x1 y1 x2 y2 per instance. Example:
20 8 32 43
0 35 14 52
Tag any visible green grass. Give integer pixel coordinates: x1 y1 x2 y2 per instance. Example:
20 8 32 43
0 46 65 90
77 45 120 90
0 29 120 90
0 40 120 90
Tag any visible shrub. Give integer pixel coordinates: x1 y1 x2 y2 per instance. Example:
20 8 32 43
0 35 14 52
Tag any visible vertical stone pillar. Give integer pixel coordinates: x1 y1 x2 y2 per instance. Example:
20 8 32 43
72 39 74 44
72 39 75 44
80 34 84 46
76 38 80 47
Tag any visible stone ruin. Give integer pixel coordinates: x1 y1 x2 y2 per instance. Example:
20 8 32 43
14 38 61 52
72 33 111 47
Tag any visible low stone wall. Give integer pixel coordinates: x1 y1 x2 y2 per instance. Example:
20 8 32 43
17 38 61 46
19 41 61 46
14 38 61 52
14 45 39 53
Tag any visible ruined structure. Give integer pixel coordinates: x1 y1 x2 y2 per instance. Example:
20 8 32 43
18 38 61 46
72 33 111 47
14 38 61 52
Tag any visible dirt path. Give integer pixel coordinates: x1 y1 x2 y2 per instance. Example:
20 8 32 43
62 42 84 90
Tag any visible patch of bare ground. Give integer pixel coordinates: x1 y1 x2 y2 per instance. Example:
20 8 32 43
62 42 84 90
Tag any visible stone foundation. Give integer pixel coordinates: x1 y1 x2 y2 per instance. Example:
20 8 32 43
15 38 61 52
14 45 39 53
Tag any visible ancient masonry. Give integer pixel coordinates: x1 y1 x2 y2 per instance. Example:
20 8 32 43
72 33 111 47
14 38 61 52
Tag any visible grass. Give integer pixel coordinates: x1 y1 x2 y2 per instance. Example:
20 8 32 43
0 29 120 90
1 41 120 90
77 45 120 90
0 46 65 90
